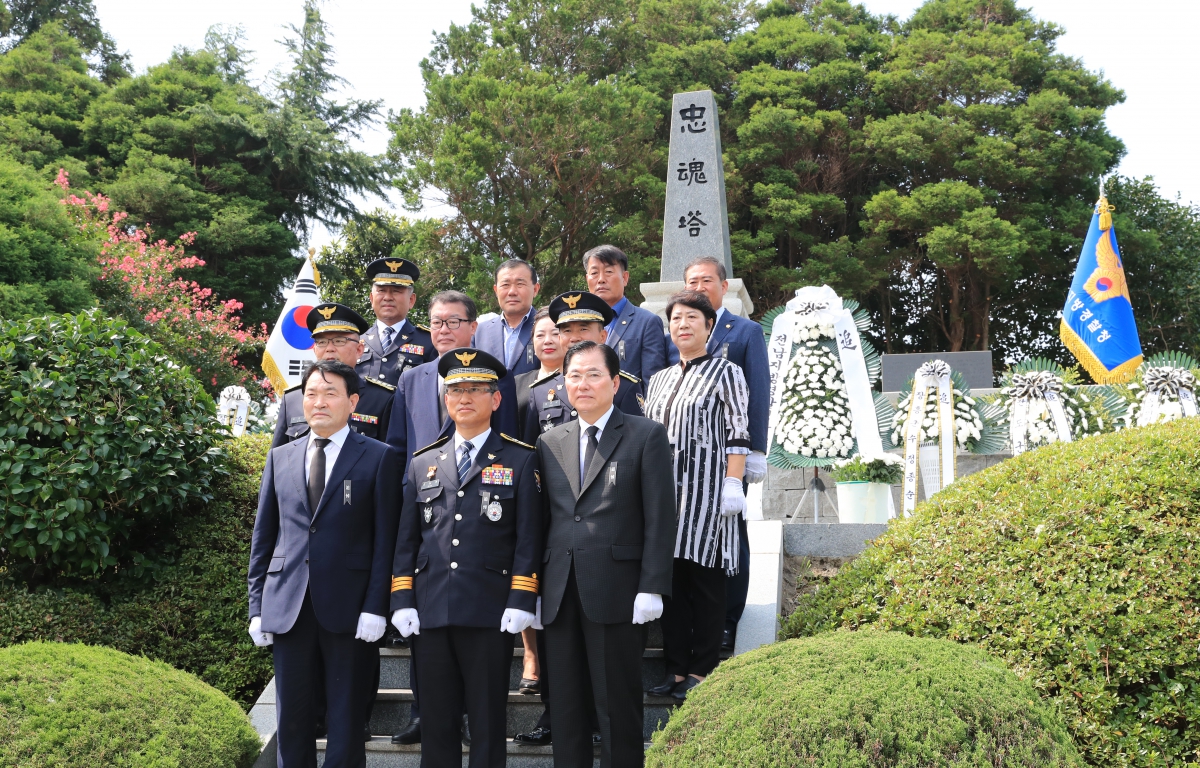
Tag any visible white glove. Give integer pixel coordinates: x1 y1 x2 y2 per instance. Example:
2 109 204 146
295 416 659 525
355 612 387 643
248 616 273 647
744 452 768 484
532 597 543 630
632 593 663 625
500 608 536 634
391 608 421 638
721 476 747 517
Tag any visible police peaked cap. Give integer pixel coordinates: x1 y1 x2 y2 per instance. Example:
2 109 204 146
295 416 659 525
549 291 614 326
306 302 370 335
438 347 508 385
366 257 420 287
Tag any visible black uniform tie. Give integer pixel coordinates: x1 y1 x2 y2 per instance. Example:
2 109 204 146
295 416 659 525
582 425 599 485
308 437 330 515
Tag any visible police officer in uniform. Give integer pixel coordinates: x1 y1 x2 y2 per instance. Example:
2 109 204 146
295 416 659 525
390 348 541 768
272 303 396 449
522 291 644 443
356 257 437 385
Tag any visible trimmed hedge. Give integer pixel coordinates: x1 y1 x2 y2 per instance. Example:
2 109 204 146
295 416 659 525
0 310 223 581
783 419 1200 766
0 641 260 767
0 435 273 708
646 631 1082 767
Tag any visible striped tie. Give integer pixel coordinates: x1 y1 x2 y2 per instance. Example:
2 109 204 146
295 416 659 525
457 441 473 483
382 326 394 350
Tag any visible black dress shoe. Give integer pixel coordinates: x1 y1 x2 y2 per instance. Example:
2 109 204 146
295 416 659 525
391 718 420 745
672 675 702 702
593 732 601 744
383 626 408 648
647 674 682 697
513 726 552 745
519 677 541 695
363 722 372 742
461 713 471 746
315 720 327 739
720 629 735 652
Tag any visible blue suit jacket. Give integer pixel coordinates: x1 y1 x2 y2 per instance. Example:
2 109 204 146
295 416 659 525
606 300 667 382
385 359 519 472
667 311 770 453
248 431 400 634
473 310 539 377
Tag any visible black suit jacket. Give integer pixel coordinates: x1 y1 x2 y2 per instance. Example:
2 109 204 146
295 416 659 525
536 408 675 625
248 431 401 634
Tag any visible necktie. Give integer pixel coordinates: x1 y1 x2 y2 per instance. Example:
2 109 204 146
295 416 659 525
458 441 474 483
382 325 394 350
308 437 331 515
582 426 599 485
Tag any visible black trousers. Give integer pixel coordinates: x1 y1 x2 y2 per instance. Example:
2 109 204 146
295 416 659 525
531 627 598 732
546 567 646 768
273 591 372 768
662 557 726 678
724 511 750 636
414 626 510 768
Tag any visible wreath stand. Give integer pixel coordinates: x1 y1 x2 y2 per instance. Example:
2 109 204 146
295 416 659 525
789 467 837 523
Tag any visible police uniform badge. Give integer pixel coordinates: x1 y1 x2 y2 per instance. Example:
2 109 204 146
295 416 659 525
486 500 503 522
424 505 433 523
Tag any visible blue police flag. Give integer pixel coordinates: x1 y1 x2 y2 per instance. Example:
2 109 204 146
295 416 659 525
1059 194 1143 383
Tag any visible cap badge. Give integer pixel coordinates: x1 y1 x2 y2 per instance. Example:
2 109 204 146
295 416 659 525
563 294 581 309
317 306 336 319
385 260 404 273
455 351 478 366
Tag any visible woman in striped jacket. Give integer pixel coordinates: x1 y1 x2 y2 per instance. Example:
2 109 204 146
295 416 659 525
641 289 750 702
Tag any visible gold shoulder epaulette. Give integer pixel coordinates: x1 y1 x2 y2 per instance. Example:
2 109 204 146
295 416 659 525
415 323 431 333
531 371 560 389
365 376 396 391
501 433 535 450
619 370 641 383
412 435 451 456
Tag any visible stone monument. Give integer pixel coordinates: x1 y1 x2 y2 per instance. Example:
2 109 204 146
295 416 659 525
640 89 753 320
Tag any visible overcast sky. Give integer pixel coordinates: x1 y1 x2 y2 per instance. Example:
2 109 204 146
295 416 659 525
93 0 1200 252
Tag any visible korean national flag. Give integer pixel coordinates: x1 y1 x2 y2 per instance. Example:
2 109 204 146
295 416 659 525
262 257 321 395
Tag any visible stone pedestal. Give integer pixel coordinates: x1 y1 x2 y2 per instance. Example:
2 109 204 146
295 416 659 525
639 278 754 323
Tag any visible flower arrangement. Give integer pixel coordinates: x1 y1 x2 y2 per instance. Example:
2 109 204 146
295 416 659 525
890 369 1006 454
990 358 1121 451
1114 352 1199 428
829 453 903 485
761 298 893 468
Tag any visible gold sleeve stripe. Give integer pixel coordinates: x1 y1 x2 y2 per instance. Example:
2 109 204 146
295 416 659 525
391 577 414 592
511 575 539 593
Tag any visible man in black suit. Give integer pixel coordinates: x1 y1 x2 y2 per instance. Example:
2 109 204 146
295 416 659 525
536 341 676 768
390 348 541 768
248 360 400 768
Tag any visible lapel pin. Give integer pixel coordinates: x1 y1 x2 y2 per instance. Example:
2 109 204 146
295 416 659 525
488 453 496 460
427 466 437 479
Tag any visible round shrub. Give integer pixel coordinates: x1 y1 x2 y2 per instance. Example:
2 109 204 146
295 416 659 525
0 641 260 767
0 310 223 580
784 418 1200 766
646 631 1082 767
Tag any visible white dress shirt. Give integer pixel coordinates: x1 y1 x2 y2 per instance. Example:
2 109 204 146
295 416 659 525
376 319 408 348
304 425 350 485
577 405 615 478
454 427 492 470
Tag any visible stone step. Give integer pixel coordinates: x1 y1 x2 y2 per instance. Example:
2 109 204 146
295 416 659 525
379 646 669 692
315 737 628 767
366 688 676 740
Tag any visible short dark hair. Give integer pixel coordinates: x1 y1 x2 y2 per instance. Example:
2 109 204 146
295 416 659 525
562 340 620 378
533 306 551 324
684 256 727 283
582 244 628 272
495 258 538 284
301 359 360 397
666 290 717 330
429 290 477 322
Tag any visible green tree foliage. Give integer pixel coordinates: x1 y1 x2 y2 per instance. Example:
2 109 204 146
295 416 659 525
0 0 129 82
0 310 223 584
1104 175 1200 360
0 154 96 317
783 419 1200 765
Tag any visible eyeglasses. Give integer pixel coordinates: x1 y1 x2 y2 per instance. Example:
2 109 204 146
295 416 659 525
312 338 359 349
446 386 493 399
429 317 468 330
565 371 612 384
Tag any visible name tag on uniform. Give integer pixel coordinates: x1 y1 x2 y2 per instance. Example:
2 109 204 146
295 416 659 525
481 465 513 485
289 416 306 424
350 412 378 424
542 400 562 411
343 480 352 504
398 343 425 355
421 479 441 490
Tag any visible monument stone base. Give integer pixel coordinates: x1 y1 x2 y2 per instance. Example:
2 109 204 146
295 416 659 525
639 278 754 323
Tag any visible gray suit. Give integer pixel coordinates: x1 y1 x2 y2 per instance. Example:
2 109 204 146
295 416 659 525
536 408 675 768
